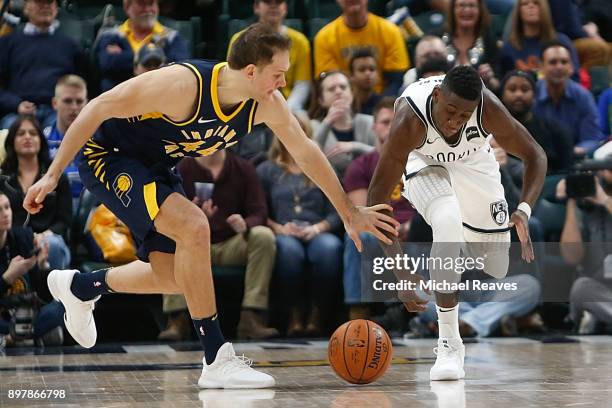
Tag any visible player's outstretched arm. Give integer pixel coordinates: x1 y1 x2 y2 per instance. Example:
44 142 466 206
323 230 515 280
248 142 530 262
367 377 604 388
23 65 197 214
258 92 400 251
482 88 547 262
367 99 430 311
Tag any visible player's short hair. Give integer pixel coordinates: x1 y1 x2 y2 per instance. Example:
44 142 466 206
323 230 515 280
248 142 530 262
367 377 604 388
348 47 377 73
441 66 482 101
372 97 395 121
540 39 572 59
54 75 87 96
228 22 291 70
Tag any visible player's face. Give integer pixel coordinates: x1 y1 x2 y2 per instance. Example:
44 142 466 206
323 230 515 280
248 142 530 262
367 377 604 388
0 195 12 232
501 76 534 116
519 0 541 25
319 72 353 108
542 46 573 85
14 120 41 157
373 107 394 147
454 0 480 30
432 87 479 137
253 50 290 100
254 0 287 26
24 0 58 27
54 86 87 128
125 0 158 30
351 57 378 91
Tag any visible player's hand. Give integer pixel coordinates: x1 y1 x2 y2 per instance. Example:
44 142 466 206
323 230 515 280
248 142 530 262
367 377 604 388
23 174 58 214
325 142 354 159
226 214 247 234
345 204 400 252
508 210 534 263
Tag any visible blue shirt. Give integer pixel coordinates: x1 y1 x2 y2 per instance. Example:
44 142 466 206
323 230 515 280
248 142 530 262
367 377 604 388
44 122 83 198
534 79 605 152
598 88 612 137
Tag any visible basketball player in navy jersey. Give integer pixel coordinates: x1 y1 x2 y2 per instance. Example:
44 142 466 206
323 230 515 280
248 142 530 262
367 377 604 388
368 66 547 381
23 23 399 389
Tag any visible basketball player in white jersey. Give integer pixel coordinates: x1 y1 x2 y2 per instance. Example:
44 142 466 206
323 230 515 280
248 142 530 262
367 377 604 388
368 66 547 380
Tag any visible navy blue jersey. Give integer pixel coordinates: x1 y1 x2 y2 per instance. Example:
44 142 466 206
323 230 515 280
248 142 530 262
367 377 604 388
87 60 259 167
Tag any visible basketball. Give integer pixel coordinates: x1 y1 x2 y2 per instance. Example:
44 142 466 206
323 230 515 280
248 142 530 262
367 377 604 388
328 319 393 384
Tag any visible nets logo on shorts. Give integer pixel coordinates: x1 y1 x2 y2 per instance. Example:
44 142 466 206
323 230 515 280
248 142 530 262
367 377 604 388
490 200 508 226
113 173 133 207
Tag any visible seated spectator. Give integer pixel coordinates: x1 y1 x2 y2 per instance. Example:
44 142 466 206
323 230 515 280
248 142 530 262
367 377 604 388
257 116 343 337
0 116 71 270
159 150 279 340
549 0 609 68
308 71 376 177
342 98 416 319
501 70 573 173
500 0 580 78
0 0 85 129
440 0 501 91
0 191 64 347
314 0 410 96
133 41 166 75
557 165 612 334
43 75 87 200
228 1 311 112
534 41 605 155
95 0 188 92
349 48 382 115
402 35 449 90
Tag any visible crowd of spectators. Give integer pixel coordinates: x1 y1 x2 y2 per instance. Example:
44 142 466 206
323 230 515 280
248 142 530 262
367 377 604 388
0 0 610 346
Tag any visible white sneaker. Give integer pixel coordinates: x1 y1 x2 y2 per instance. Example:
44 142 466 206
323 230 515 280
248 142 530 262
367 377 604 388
47 269 99 349
430 338 465 381
198 343 275 389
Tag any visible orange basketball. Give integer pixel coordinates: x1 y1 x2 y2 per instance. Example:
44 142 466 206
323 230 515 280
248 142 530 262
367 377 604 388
328 319 393 384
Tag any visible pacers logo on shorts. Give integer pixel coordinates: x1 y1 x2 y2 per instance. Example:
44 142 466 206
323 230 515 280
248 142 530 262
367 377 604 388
113 173 133 207
490 200 508 226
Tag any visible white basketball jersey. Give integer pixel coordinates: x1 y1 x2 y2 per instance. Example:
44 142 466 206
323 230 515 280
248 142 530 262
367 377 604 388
398 75 490 174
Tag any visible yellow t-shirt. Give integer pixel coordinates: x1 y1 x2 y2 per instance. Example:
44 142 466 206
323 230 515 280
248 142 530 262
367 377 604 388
228 26 312 99
118 20 167 53
314 13 410 93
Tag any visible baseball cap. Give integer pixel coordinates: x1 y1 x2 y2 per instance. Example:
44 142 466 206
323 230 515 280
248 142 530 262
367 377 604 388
134 42 166 69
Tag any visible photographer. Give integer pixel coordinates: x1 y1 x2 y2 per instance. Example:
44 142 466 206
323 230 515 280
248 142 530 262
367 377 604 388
0 191 64 347
557 160 612 333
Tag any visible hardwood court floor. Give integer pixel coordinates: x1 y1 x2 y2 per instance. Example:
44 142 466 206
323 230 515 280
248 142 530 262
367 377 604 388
0 336 610 407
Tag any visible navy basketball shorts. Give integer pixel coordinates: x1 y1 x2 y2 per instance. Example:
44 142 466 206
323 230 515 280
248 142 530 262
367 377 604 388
77 139 184 261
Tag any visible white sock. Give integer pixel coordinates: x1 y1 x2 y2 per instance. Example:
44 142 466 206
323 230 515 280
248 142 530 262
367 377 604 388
436 305 460 339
